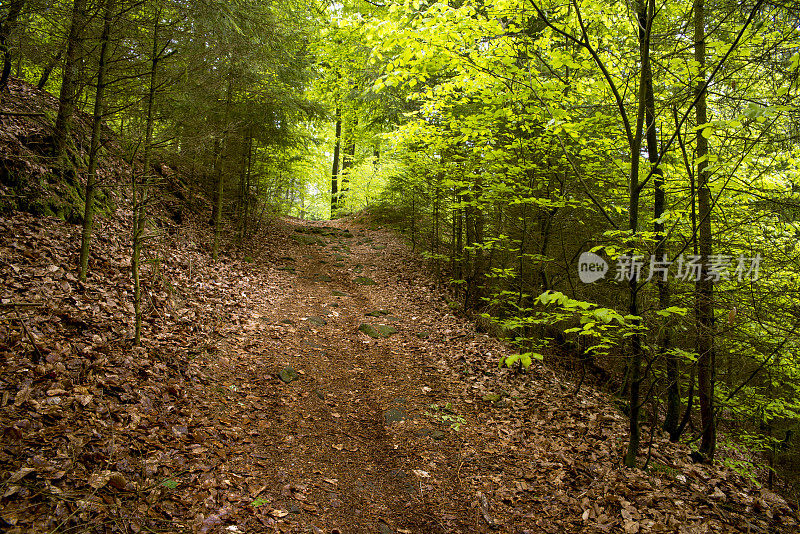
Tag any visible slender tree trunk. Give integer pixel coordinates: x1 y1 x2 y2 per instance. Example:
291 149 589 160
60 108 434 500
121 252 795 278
78 0 113 281
623 0 651 469
212 69 233 261
518 205 527 308
694 0 716 462
211 148 224 260
462 171 485 310
450 195 457 276
471 175 485 309
37 48 63 90
0 0 24 92
635 0 678 441
239 134 253 248
456 193 463 284
235 136 247 251
463 185 473 305
133 8 160 345
54 0 87 160
538 209 554 291
410 192 417 251
330 106 341 218
341 114 357 209
432 179 440 256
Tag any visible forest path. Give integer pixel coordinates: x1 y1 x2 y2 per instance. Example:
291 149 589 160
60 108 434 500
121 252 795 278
187 219 480 533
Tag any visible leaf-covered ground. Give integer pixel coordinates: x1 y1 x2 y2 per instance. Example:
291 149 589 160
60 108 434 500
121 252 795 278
0 211 797 533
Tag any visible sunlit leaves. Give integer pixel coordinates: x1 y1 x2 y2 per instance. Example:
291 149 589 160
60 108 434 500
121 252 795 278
499 351 543 370
359 0 800 470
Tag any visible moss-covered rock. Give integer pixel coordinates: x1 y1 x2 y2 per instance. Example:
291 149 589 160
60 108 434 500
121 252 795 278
277 366 300 384
378 325 398 337
358 323 397 339
291 234 326 246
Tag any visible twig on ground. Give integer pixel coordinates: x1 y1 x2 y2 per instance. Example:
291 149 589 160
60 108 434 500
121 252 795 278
477 491 499 530
11 306 45 363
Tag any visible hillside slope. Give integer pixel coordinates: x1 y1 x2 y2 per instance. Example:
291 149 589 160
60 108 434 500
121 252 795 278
1 77 191 225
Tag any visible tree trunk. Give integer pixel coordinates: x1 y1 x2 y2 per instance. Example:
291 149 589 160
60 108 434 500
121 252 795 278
623 0 651 469
37 48 64 90
341 114 357 210
456 193 463 285
330 106 341 218
133 7 160 345
212 69 234 261
53 0 87 160
538 209 554 291
694 0 716 462
211 148 224 260
636 0 678 441
78 0 113 281
472 176 485 309
238 133 253 249
235 137 246 251
0 0 24 93
464 173 485 310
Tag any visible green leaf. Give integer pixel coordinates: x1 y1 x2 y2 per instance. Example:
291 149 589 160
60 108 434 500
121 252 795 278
251 497 270 507
656 306 689 317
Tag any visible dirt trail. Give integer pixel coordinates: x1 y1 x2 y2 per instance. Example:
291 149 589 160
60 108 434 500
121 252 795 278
188 219 472 533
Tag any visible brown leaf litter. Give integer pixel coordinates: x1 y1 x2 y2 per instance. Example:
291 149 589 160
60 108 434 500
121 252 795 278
0 211 797 533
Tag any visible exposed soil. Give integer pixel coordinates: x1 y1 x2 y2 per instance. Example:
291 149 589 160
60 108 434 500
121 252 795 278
0 212 797 533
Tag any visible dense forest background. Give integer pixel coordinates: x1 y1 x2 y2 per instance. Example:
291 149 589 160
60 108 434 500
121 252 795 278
3 0 800 493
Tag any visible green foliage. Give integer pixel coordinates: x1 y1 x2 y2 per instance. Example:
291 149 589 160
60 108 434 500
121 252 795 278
358 0 800 476
250 497 270 507
503 290 645 357
425 402 466 431
647 461 679 477
10 0 800 482
499 351 543 370
720 457 761 487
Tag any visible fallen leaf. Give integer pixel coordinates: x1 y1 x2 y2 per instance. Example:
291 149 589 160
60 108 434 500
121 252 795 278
9 467 36 483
